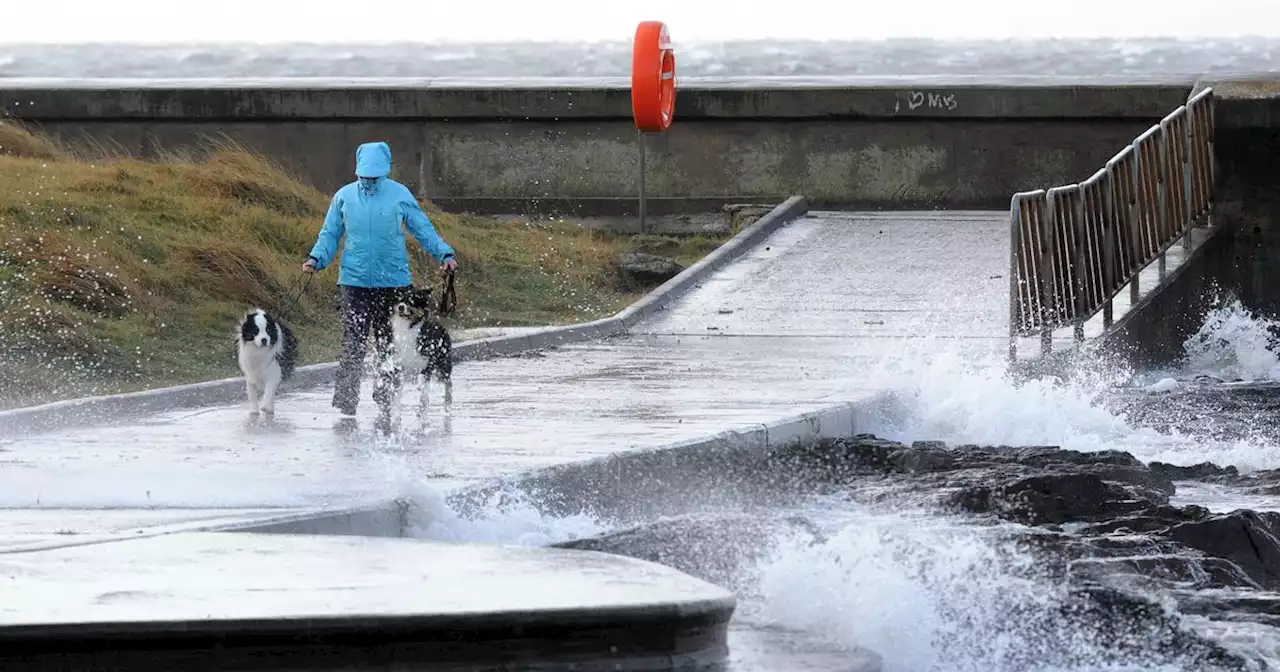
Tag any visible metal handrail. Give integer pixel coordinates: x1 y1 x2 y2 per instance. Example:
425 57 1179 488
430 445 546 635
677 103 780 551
1008 88 1216 361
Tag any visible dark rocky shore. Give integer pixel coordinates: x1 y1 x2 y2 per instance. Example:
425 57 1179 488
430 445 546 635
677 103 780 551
554 435 1280 670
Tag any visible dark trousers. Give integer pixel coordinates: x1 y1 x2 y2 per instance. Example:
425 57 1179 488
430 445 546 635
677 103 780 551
333 285 408 414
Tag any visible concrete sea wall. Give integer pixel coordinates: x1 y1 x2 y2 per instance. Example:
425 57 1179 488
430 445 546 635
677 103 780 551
0 75 1194 215
1195 76 1280 317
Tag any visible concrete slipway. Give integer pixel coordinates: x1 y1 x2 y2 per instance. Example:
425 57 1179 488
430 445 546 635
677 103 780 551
0 199 1024 670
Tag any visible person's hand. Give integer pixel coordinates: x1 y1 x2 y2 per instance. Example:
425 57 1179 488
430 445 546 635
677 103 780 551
441 258 458 273
301 259 317 274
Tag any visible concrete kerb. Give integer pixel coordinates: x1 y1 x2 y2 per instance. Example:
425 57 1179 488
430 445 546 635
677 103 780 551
440 397 875 526
0 500 409 557
219 394 903 540
196 499 409 538
614 195 811 327
0 196 811 437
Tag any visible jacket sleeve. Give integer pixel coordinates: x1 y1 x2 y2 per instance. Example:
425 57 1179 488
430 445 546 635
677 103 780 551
308 192 345 269
401 192 456 263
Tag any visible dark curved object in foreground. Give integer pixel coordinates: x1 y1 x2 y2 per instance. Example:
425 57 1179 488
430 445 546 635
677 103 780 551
0 532 736 672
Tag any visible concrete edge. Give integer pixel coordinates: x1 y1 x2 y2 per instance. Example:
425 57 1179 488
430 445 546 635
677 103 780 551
0 195 810 437
0 76 1198 121
615 195 811 328
0 501 409 557
0 536 737 672
436 396 881 524
193 500 410 538
216 395 884 538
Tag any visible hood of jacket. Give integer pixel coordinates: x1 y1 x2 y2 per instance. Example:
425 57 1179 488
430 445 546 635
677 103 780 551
355 141 392 179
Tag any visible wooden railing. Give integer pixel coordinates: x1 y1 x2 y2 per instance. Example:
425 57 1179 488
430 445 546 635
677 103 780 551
1008 88 1216 361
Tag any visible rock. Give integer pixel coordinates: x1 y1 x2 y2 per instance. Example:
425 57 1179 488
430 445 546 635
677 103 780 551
889 446 958 473
723 203 774 232
1078 504 1209 534
1178 591 1280 628
1167 510 1280 590
1070 555 1260 590
617 251 685 287
1049 584 1256 670
1149 460 1240 482
983 473 1158 525
764 435 902 484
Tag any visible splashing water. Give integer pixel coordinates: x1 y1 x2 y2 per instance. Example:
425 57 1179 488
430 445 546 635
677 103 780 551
406 484 1251 672
843 313 1280 471
750 507 1245 672
1181 298 1280 383
399 478 607 546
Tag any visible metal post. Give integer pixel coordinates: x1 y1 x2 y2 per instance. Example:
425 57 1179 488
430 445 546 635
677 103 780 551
1182 114 1194 248
638 130 648 235
1207 92 1218 225
1156 131 1168 283
1128 147 1141 306
1040 194 1057 358
1101 171 1116 329
1008 199 1020 366
1071 189 1086 344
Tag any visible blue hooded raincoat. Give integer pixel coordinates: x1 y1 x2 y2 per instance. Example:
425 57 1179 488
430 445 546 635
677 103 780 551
307 142 456 288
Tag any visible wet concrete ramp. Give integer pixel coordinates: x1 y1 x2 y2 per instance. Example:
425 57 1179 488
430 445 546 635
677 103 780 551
0 209 1010 534
0 208 1005 672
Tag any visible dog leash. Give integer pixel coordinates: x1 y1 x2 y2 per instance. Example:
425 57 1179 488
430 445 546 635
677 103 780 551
438 266 458 317
275 272 313 324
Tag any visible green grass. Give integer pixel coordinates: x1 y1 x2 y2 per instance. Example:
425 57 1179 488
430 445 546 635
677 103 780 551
0 121 728 410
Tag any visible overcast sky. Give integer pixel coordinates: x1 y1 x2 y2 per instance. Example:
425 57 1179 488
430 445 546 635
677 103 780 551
3 0 1278 43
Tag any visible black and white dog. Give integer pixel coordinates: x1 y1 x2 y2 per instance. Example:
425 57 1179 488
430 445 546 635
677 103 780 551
389 286 453 422
236 308 299 416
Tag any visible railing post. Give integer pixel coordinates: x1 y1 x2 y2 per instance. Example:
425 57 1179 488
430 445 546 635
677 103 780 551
1208 91 1218 224
1181 113 1194 248
1008 198 1020 366
1128 146 1141 306
1101 170 1116 329
1039 194 1056 357
1156 129 1169 282
1071 189 1086 344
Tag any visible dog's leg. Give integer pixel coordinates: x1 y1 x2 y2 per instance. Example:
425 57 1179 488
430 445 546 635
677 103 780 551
246 379 260 416
416 372 430 417
442 373 453 435
415 372 431 435
443 373 453 415
261 366 282 415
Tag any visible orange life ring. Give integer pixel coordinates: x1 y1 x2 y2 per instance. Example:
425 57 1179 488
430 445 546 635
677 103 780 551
631 21 676 132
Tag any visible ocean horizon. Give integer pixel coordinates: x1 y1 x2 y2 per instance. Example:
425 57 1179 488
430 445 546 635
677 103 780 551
2 37 1278 79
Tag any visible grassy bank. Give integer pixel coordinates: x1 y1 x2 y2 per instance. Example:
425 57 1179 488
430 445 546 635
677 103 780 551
0 122 728 410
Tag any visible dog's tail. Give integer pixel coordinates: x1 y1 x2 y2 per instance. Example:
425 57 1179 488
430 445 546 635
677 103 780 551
276 321 300 381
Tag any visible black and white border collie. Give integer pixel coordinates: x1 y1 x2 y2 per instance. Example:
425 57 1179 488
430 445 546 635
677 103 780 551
390 287 453 420
236 308 299 416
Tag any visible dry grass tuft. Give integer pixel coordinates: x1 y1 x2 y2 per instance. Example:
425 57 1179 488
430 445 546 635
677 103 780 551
0 120 63 160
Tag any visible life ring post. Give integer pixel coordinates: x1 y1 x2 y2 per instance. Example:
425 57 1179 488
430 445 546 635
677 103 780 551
638 130 648 234
631 20 676 234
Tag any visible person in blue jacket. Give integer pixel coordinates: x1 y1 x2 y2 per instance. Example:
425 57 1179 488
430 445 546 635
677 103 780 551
302 141 458 418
